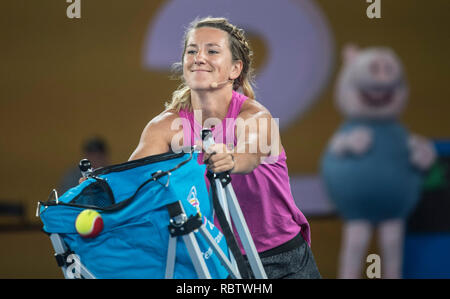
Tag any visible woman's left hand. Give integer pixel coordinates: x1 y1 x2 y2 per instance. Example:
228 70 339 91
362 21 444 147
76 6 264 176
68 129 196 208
202 143 235 173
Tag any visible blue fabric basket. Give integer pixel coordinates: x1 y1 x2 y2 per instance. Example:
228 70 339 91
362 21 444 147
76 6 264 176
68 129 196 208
39 150 230 279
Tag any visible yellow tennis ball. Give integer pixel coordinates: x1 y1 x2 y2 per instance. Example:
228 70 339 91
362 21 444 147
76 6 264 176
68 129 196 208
75 209 104 238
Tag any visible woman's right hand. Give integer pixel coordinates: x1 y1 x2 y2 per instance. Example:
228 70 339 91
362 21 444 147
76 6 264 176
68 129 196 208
79 177 87 184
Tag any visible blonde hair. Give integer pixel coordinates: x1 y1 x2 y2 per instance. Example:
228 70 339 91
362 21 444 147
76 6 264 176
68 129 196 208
165 17 256 112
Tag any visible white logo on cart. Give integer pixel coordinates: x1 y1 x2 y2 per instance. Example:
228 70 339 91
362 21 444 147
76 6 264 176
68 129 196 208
202 231 223 260
187 186 201 216
66 254 81 278
204 247 213 259
207 218 214 230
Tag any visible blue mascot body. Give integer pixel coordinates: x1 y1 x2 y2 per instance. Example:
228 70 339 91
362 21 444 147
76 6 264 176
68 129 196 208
322 119 423 223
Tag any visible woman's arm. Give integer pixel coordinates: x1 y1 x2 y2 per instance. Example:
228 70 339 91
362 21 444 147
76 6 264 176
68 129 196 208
128 111 180 161
203 100 281 174
233 101 281 173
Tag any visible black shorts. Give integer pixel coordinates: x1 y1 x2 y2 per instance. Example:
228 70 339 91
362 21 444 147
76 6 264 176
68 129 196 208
244 233 322 279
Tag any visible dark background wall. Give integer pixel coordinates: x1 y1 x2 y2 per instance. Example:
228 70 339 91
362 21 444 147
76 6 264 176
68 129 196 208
1 0 448 278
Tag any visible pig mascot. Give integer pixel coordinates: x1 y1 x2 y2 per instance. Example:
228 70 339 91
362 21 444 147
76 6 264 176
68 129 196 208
321 45 436 279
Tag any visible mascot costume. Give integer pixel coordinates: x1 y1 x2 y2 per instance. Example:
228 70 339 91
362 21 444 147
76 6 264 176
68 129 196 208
321 45 436 278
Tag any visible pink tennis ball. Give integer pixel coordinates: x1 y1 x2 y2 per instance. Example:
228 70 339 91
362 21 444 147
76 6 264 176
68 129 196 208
75 209 104 238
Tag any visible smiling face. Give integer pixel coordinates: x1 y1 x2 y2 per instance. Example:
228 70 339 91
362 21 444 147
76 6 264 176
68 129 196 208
182 27 242 91
336 47 408 119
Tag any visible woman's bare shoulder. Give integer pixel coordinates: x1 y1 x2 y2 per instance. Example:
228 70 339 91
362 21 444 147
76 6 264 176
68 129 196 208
145 109 180 129
129 109 181 160
239 98 272 119
140 109 182 143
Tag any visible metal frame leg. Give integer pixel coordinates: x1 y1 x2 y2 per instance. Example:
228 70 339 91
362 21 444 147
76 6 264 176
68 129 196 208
50 233 70 278
198 225 241 279
182 232 212 279
166 200 212 279
214 178 240 276
49 233 96 279
165 236 177 279
223 184 267 279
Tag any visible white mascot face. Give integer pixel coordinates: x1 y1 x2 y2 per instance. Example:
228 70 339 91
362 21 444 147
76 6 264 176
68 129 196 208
335 45 408 119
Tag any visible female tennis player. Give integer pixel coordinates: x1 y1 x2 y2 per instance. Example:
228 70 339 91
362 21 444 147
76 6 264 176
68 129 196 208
129 17 321 279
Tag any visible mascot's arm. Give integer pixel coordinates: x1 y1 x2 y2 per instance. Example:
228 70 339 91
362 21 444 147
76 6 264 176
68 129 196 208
329 126 373 156
408 134 436 171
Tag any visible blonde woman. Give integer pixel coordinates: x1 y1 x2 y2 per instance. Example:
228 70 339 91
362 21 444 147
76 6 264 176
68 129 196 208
129 17 321 279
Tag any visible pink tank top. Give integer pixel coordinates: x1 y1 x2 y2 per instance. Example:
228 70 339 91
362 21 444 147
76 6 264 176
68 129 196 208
179 90 311 253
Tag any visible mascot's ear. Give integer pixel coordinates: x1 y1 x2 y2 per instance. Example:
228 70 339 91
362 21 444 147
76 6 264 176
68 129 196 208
342 43 359 64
